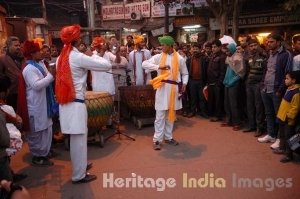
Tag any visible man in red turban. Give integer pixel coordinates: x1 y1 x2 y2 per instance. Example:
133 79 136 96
56 25 112 184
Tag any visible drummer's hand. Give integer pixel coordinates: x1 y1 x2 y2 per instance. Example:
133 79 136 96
159 65 170 70
85 48 93 56
181 84 186 93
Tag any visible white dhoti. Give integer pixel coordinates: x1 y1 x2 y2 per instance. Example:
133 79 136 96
27 126 53 157
70 133 87 181
153 110 174 143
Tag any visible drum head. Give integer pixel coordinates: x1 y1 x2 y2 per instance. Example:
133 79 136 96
85 91 111 100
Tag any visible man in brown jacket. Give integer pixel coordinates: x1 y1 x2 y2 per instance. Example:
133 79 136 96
0 36 24 110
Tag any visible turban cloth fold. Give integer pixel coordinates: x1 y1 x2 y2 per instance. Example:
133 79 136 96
60 24 81 45
92 37 105 47
22 40 41 59
133 35 144 45
158 36 175 46
33 38 44 49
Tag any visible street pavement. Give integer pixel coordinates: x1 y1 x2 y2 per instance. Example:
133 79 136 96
11 115 300 199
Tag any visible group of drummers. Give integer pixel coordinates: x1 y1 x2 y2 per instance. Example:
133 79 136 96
0 24 188 185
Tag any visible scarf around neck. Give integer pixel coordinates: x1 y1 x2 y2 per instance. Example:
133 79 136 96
150 50 179 122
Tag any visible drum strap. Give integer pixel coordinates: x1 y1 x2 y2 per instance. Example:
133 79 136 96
73 99 85 103
133 50 146 85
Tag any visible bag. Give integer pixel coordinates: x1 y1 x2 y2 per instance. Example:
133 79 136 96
288 133 300 155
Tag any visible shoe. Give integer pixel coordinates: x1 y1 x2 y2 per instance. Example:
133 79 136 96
32 156 54 167
270 139 280 150
210 118 222 122
186 113 195 118
220 122 232 127
257 135 276 143
199 112 209 119
13 173 27 182
272 148 285 155
165 139 179 146
72 174 97 184
183 112 188 117
243 128 256 133
86 162 93 171
153 141 161 150
254 129 264 137
280 156 293 163
232 125 241 131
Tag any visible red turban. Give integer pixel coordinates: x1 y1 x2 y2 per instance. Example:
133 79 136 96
60 24 81 45
55 24 81 104
92 37 105 47
22 40 40 59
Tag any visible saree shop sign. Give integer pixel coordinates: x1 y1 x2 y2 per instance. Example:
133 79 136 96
102 1 151 20
228 13 300 28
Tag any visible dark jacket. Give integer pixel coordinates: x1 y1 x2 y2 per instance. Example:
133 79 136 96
245 50 267 84
186 55 207 85
0 111 10 158
262 46 293 96
206 51 226 85
0 54 23 96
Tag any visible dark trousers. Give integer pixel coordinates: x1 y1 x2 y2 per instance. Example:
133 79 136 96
0 156 13 181
279 123 296 158
189 79 206 114
261 92 281 138
182 83 191 114
208 84 223 119
224 81 241 125
246 83 265 130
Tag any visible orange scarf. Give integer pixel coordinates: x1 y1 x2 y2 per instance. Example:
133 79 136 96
55 44 76 104
150 50 179 122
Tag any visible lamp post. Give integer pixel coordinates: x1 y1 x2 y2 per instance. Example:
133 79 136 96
163 0 173 34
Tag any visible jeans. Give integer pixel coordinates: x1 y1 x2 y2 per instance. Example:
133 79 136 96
261 91 281 138
246 83 265 130
224 81 241 125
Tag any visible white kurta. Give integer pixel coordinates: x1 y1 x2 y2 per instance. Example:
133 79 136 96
128 49 152 85
22 62 54 131
58 48 112 135
142 52 189 111
91 51 116 95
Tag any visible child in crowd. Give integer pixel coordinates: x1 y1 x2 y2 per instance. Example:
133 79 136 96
276 71 300 163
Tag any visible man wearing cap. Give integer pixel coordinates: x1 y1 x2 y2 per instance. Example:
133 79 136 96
142 35 189 150
56 25 111 184
22 40 55 166
128 35 151 85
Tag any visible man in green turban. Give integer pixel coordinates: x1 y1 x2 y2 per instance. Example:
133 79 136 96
142 35 189 150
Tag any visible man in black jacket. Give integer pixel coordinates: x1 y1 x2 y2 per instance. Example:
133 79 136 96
186 44 208 118
206 39 226 122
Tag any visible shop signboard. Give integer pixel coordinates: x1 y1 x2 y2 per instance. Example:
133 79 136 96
102 1 151 21
151 0 194 18
210 13 300 30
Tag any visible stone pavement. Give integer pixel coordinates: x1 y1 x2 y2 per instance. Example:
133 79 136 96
11 116 300 199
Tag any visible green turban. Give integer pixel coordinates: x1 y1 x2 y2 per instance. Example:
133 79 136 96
158 35 175 46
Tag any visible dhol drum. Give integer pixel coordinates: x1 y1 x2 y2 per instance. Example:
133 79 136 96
119 85 155 119
85 91 113 137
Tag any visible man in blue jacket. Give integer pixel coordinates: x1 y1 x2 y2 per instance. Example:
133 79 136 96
258 33 293 149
